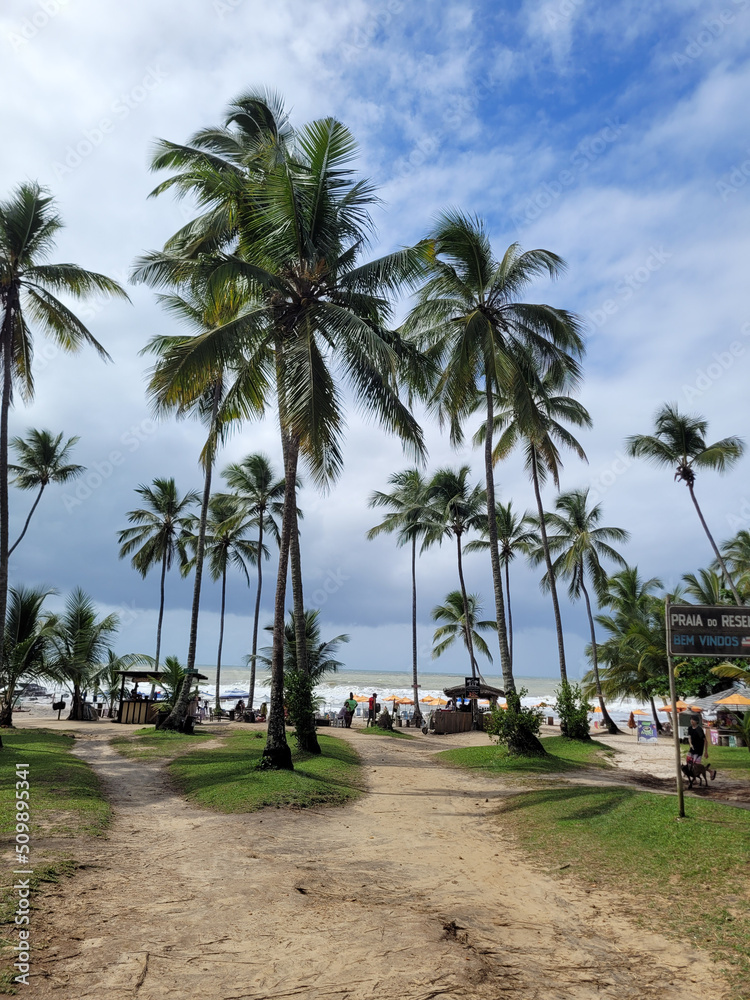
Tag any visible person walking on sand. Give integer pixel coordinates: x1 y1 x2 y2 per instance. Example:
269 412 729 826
345 692 357 728
687 714 716 779
367 692 377 728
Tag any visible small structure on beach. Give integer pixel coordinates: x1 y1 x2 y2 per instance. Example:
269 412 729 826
115 670 208 725
435 682 504 734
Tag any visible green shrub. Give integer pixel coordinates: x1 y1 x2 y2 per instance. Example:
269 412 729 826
485 688 545 756
376 708 393 730
555 682 591 740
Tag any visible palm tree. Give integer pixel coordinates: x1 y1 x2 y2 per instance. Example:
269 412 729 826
367 468 434 724
404 212 584 697
489 361 591 685
682 568 733 606
139 284 269 733
185 492 258 710
425 466 486 679
0 182 128 677
46 588 118 721
465 501 535 671
431 590 497 669
8 429 84 555
626 403 744 605
0 584 55 729
136 95 429 767
222 454 284 711
716 530 750 599
532 488 629 734
117 478 199 671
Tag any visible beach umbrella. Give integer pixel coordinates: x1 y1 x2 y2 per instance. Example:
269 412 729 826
632 709 648 715
353 695 369 703
714 693 750 707
397 697 414 705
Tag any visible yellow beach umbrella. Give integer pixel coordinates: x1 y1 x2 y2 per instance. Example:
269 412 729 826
715 693 750 706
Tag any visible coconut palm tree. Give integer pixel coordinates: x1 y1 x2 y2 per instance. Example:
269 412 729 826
45 588 118 721
531 488 629 734
682 568 733 606
367 468 434 724
431 590 497 669
184 492 258 710
0 182 128 676
487 360 591 685
425 466 486 679
403 212 584 697
626 403 744 605
136 96 429 767
465 501 535 671
0 584 55 730
9 429 85 555
221 454 284 711
716 530 750 599
117 478 199 671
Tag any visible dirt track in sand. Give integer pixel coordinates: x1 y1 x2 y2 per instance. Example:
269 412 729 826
18 726 731 999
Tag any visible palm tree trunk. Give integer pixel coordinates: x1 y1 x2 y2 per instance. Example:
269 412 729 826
580 575 620 734
8 485 45 556
483 380 514 693
411 534 422 725
455 533 478 678
0 290 16 748
688 484 743 605
215 565 227 711
248 511 264 711
531 450 568 684
505 561 513 670
261 422 295 770
154 549 167 671
162 382 220 732
649 694 663 733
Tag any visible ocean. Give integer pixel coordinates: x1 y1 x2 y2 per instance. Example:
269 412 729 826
194 665 651 723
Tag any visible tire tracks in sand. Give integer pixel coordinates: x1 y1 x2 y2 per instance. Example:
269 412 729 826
28 729 724 1000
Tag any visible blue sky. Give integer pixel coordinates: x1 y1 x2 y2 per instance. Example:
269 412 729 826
2 0 750 679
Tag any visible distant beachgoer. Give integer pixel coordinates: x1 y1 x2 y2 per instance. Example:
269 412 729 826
628 711 636 731
686 715 706 765
345 693 357 728
367 693 377 727
235 699 245 719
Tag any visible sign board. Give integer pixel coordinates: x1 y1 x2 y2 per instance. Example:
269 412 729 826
636 720 658 744
710 729 719 745
464 676 480 698
667 604 750 657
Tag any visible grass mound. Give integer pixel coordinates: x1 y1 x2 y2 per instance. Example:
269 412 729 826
111 726 215 761
354 725 416 740
437 735 616 774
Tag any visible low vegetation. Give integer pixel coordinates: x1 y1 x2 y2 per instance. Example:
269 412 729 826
438 735 616 774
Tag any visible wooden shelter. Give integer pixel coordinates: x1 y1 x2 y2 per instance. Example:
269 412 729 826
434 682 505 734
115 670 208 725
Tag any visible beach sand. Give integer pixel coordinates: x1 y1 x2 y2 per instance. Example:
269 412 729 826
8 711 741 999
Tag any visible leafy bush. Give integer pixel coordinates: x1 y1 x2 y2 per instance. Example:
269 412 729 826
555 682 591 741
377 708 394 731
485 688 545 756
285 668 317 750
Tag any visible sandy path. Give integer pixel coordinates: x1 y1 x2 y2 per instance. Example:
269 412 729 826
27 729 724 1000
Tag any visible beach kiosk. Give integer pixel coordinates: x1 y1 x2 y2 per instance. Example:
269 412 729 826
435 681 504 733
114 669 208 725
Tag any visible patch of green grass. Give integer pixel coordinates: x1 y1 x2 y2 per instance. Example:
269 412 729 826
170 730 364 812
354 725 416 740
0 729 110 837
111 727 218 761
437 736 616 774
497 786 750 995
699 743 750 781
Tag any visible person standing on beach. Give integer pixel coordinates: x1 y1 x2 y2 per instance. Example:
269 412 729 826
367 692 377 728
345 693 357 728
686 714 716 779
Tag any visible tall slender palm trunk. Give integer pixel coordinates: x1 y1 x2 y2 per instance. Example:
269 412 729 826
483 380 514 694
154 550 167 671
248 510 265 711
162 383 220 732
531 450 568 685
289 495 320 754
261 425 295 770
215 566 227 710
9 486 45 556
410 535 422 725
505 561 513 670
0 293 17 729
688 484 742 605
455 534 478 678
580 575 620 734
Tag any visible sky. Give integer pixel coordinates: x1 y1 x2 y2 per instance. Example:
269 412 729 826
2 0 750 681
